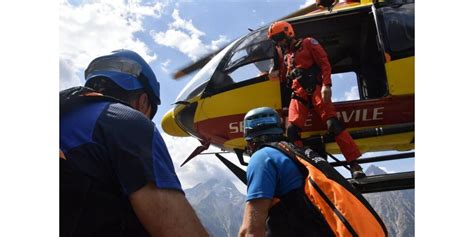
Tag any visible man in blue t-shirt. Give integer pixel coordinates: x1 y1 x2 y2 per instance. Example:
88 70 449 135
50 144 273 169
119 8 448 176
239 107 332 237
60 50 208 237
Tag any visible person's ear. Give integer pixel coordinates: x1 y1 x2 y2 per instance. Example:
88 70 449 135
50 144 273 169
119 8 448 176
137 93 152 118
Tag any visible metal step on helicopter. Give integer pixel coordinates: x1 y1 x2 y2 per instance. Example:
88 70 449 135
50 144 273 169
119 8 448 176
161 0 414 193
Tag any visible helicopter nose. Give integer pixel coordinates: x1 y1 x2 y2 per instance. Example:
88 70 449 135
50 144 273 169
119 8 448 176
161 109 189 137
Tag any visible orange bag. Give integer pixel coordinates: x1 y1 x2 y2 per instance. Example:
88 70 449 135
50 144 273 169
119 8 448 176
265 141 387 237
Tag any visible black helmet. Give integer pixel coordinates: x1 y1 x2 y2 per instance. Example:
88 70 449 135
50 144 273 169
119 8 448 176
243 107 284 141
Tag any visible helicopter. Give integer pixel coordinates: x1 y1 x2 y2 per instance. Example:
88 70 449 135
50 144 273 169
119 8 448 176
161 0 414 193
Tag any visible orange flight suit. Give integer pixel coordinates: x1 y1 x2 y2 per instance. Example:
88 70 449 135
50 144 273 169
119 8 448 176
280 37 361 162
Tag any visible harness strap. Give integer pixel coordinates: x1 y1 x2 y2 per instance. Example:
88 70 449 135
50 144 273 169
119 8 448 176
285 39 323 110
291 92 314 109
262 142 310 176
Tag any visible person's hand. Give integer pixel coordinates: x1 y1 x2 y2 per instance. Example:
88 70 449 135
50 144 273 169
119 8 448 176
321 85 332 103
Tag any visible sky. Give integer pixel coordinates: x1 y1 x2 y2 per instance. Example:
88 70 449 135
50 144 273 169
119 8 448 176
3 0 474 236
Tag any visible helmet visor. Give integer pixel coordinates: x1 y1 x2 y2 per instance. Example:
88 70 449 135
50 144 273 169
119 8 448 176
85 56 161 106
85 57 142 79
270 31 287 43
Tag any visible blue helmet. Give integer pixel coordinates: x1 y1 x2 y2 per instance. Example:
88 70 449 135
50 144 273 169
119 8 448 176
84 49 161 114
243 107 284 141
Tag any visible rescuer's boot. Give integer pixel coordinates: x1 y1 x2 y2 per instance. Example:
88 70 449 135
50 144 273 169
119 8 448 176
349 161 366 179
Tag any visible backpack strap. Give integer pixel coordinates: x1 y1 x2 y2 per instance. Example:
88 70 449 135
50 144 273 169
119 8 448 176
263 141 388 237
262 141 320 176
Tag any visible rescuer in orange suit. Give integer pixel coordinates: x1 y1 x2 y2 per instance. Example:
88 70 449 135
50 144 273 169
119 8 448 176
267 21 365 178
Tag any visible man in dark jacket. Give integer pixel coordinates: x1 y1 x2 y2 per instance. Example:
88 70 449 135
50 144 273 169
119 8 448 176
60 49 208 236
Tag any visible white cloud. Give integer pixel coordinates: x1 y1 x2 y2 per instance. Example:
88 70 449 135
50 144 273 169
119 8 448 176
210 35 230 51
161 133 247 194
344 86 360 101
60 58 82 90
151 9 230 61
160 59 171 73
59 0 164 88
170 9 205 37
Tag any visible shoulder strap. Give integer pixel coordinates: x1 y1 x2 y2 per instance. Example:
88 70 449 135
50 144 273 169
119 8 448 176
60 86 131 116
294 39 303 50
262 141 313 176
265 142 324 165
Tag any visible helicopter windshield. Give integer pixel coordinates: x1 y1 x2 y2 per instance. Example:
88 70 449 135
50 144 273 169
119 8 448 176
175 39 239 103
224 29 273 71
203 29 277 96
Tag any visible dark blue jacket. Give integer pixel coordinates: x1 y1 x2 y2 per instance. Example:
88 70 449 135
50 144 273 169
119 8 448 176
60 87 182 236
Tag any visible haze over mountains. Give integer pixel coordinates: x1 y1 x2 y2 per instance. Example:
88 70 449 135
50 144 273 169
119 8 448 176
185 165 414 237
185 178 245 237
364 165 415 237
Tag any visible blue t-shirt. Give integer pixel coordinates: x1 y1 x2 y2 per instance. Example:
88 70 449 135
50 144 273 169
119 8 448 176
246 146 303 201
60 100 182 195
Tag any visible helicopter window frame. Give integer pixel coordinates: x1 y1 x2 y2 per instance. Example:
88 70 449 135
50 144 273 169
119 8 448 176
225 57 275 84
224 40 277 73
175 39 239 102
202 29 278 97
203 59 271 96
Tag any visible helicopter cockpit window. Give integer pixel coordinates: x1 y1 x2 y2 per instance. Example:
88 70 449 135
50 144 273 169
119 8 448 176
225 39 275 72
227 58 274 84
377 3 414 58
175 39 238 102
204 29 277 95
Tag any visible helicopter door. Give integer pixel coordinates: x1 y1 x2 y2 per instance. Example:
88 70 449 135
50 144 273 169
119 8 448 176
373 1 414 96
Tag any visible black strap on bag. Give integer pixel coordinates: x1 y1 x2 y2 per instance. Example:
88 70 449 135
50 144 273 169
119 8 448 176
262 141 388 237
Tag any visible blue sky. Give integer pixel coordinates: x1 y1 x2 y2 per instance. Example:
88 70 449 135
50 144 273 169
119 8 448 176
58 0 414 192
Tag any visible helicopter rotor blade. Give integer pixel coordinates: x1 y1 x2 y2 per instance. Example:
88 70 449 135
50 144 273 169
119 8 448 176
276 3 319 21
172 47 225 80
171 3 320 80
